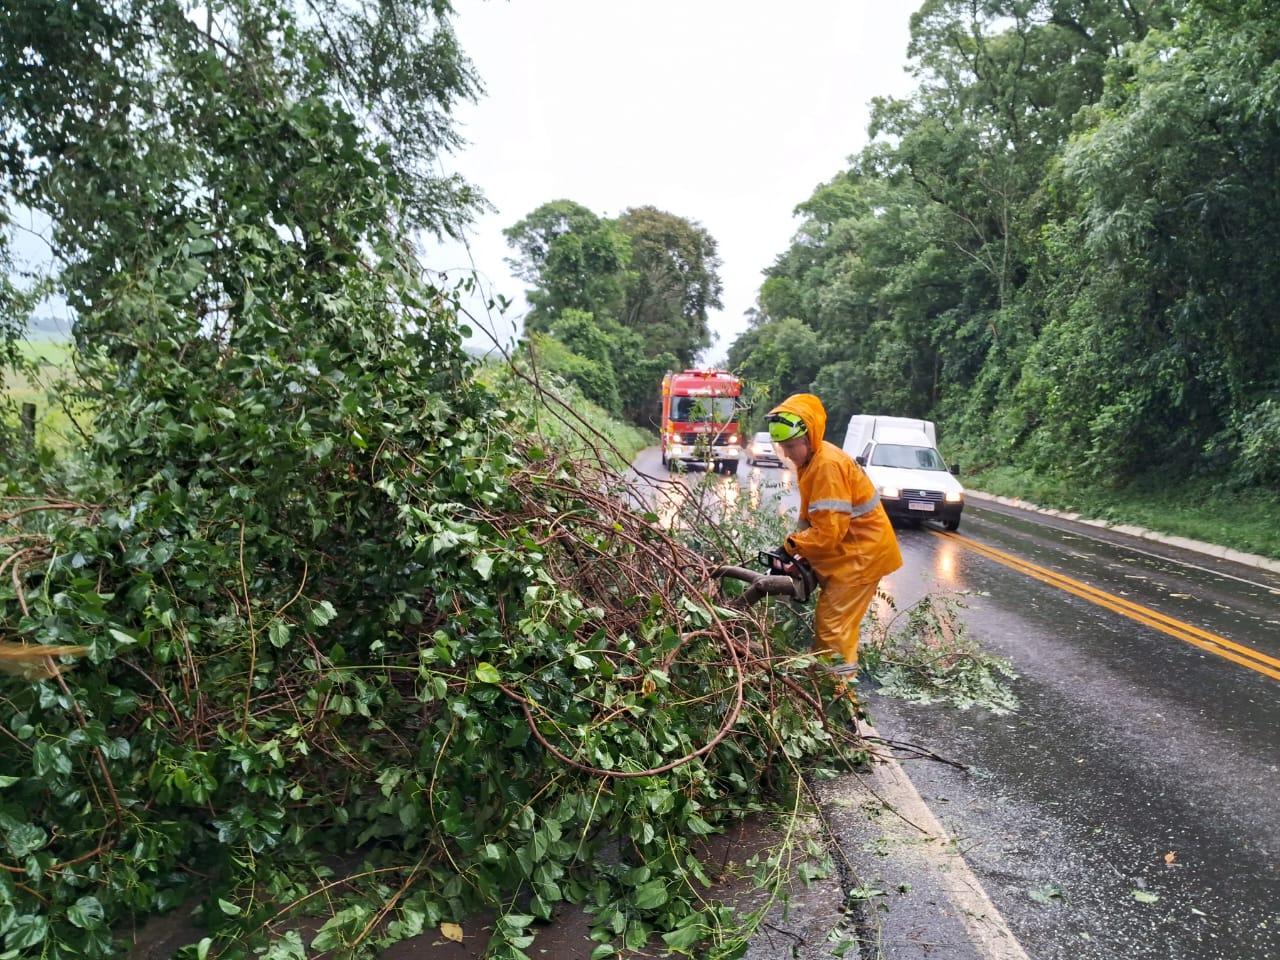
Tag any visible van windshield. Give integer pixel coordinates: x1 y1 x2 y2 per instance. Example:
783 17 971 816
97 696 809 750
870 444 947 471
670 397 736 422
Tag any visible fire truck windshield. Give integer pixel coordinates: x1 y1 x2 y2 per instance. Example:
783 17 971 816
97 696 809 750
670 397 736 422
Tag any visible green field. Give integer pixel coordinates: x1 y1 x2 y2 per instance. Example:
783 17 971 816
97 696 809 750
3 337 81 447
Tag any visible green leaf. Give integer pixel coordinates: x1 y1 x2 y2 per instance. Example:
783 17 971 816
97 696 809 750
218 898 242 916
632 880 668 910
268 620 292 648
67 896 105 930
0 777 19 789
5 824 47 859
662 922 704 951
5 914 48 950
684 814 713 836
31 741 72 778
472 554 494 580
590 946 615 959
108 627 138 646
1028 883 1064 905
475 662 501 684
1132 889 1159 904
310 600 337 626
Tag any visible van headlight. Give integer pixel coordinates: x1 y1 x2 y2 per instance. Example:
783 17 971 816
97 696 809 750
945 491 963 503
880 485 900 499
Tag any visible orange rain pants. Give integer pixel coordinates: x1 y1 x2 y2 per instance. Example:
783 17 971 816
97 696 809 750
814 578 880 669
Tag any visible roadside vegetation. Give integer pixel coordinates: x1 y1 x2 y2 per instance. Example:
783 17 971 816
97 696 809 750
722 1 1280 556
476 357 654 470
964 465 1280 562
0 3 852 960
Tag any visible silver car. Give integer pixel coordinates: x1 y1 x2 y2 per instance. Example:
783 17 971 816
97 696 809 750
746 431 784 467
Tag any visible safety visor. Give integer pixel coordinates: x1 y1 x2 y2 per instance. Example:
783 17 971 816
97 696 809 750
766 411 807 443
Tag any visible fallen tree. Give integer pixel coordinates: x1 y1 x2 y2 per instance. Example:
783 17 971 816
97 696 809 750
0 3 860 956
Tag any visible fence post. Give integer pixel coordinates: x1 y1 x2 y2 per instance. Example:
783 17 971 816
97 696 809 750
20 402 35 446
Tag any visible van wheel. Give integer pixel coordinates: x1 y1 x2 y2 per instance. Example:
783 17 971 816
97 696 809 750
942 516 961 532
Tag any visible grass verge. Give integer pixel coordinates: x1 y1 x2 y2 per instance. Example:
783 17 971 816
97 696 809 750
475 358 654 469
967 464 1280 561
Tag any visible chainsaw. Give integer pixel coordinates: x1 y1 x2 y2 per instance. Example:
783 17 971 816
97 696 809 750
710 547 818 606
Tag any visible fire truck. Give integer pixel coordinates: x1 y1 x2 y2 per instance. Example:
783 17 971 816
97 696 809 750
660 369 743 473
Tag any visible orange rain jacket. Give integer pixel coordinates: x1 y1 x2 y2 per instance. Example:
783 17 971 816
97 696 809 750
772 394 902 586
770 394 902 669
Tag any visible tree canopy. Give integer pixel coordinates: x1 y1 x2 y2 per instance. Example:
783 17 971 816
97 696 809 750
730 0 1280 489
504 200 722 426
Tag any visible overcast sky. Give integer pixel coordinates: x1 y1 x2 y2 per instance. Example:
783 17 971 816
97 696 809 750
431 1 919 363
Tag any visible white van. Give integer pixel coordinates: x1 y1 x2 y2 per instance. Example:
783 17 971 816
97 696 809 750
841 415 964 530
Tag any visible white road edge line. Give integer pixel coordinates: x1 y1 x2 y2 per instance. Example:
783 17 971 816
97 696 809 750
967 490 1280 588
855 717 1032 960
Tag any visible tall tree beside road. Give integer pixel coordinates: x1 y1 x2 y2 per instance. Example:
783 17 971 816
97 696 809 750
1012 0 1280 480
615 205 723 368
503 199 632 333
726 315 824 425
505 200 719 425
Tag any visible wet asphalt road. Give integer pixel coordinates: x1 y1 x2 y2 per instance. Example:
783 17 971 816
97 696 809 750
632 448 1280 960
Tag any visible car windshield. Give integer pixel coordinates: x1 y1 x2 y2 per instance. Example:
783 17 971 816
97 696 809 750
670 397 736 422
752 433 772 445
870 443 947 470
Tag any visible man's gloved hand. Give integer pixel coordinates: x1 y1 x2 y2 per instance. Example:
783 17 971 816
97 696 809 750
777 544 803 576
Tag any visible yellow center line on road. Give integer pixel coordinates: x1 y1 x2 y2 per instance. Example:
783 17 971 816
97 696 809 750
934 530 1280 683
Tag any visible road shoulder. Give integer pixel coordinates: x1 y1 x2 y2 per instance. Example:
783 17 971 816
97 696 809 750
748 718 1029 960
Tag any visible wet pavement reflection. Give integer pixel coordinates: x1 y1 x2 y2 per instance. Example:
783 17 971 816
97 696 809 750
874 506 1280 960
624 450 1274 960
629 447 795 530
629 447 1280 959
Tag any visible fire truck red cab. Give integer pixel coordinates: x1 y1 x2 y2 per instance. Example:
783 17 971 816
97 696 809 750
660 369 743 473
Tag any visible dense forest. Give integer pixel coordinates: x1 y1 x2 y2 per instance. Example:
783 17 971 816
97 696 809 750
729 0 1280 490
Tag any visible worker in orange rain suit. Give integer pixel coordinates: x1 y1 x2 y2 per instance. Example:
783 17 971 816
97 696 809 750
766 394 902 678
